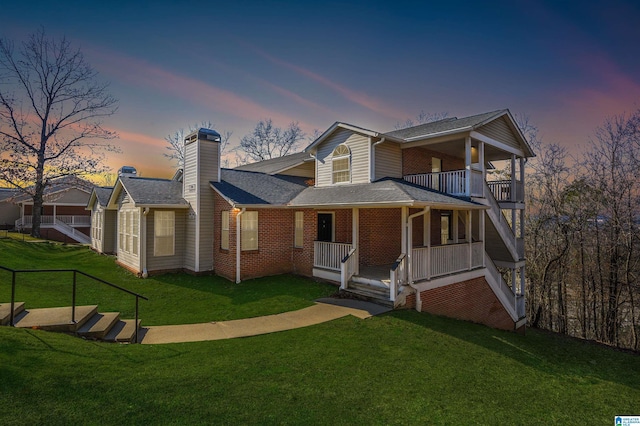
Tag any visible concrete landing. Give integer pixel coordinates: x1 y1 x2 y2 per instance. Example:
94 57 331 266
13 305 98 332
140 299 389 345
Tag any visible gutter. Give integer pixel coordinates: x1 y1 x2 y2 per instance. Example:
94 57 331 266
141 207 150 278
236 208 246 283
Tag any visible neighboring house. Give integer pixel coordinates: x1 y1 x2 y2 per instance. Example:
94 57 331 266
86 186 116 253
13 176 93 243
0 188 20 229
90 110 534 331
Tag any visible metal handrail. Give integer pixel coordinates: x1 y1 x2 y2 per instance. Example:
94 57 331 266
0 265 148 343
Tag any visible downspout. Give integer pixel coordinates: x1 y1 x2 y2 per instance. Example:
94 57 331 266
236 208 246 283
141 207 150 278
370 137 386 182
407 207 429 312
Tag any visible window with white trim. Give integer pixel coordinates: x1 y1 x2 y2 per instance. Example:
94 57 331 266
294 211 304 248
118 209 139 255
154 211 175 256
221 211 229 250
241 211 258 251
331 144 351 184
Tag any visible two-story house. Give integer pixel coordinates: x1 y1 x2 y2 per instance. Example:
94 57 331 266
89 110 533 331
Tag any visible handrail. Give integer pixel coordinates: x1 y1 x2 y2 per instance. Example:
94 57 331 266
340 247 357 290
0 265 148 343
389 253 407 303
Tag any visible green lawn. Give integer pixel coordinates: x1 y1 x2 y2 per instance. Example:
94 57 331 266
0 237 337 325
1 236 639 424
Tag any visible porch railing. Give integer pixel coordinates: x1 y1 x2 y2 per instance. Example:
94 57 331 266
340 248 358 290
389 253 406 302
411 242 484 282
314 241 352 271
16 215 91 227
403 169 483 197
487 180 524 202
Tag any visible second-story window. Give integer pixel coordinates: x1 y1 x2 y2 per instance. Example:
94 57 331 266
332 144 351 184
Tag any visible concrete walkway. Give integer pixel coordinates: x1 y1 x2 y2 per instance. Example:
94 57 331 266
139 298 391 344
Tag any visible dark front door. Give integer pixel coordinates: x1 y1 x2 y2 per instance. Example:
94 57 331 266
317 213 333 242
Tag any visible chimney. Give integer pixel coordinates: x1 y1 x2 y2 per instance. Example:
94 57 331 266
118 166 137 177
182 128 221 273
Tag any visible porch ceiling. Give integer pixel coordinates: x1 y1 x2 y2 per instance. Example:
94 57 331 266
403 137 520 162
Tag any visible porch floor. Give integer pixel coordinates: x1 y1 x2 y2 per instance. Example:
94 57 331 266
356 264 393 283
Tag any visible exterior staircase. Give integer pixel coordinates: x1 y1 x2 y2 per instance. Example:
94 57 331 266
344 277 393 308
53 219 91 244
0 302 141 343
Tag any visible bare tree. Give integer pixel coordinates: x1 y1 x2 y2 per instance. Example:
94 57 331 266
393 110 449 130
0 28 118 237
164 121 232 169
238 119 304 162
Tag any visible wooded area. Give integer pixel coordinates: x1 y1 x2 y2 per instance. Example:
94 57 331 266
523 110 640 350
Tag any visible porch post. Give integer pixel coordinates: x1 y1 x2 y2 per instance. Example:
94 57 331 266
480 210 485 267
465 136 472 196
479 141 485 185
511 268 517 295
452 210 459 243
426 210 431 280
510 154 516 203
520 156 525 202
401 206 408 282
352 208 359 276
467 210 472 270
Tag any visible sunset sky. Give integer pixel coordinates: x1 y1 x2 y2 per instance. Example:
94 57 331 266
2 0 639 178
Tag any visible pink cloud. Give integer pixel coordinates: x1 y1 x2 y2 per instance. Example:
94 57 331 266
250 47 409 121
88 48 314 130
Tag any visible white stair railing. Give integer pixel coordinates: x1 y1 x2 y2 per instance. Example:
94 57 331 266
483 253 521 321
389 253 406 302
340 248 358 290
54 219 91 244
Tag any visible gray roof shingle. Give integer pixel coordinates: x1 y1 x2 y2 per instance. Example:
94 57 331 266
289 178 483 208
211 169 310 206
234 152 312 174
94 187 113 206
120 176 188 206
385 110 507 140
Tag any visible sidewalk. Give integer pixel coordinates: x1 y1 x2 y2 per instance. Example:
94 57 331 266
139 298 391 344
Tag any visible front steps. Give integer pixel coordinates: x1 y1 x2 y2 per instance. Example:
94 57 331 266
0 302 141 343
343 280 393 308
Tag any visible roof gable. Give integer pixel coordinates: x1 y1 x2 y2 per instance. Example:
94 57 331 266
107 176 188 208
305 122 403 152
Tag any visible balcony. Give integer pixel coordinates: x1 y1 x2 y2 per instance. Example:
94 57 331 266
404 169 483 197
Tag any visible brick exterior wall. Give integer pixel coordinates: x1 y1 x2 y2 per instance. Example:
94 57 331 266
213 192 317 282
402 146 465 176
419 276 515 331
359 208 401 266
409 208 424 247
24 205 89 216
333 209 352 243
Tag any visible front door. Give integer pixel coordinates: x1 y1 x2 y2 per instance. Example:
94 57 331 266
317 213 333 242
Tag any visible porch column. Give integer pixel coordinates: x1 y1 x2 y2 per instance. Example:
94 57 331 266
467 210 472 270
511 268 517 295
452 210 459 243
426 211 431 280
400 206 413 282
465 136 472 196
479 141 485 186
510 154 516 203
480 210 485 267
520 156 525 202
352 208 359 276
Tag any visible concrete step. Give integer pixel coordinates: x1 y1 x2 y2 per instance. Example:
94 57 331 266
77 312 121 339
13 305 98 332
0 302 25 326
349 281 391 298
104 319 141 343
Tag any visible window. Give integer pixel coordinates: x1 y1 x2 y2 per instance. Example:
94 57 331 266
332 144 350 184
294 211 304 248
92 210 102 243
154 211 175 256
118 209 140 255
441 212 451 245
241 211 258 251
221 211 229 250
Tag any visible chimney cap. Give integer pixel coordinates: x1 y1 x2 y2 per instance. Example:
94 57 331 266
185 128 221 143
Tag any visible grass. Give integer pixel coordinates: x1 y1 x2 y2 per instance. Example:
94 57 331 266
0 237 337 325
1 236 639 424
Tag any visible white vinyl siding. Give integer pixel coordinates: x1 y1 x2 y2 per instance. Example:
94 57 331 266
374 142 402 179
154 211 175 256
316 128 370 186
241 211 258 251
221 211 230 250
476 116 520 150
294 211 304 248
118 208 140 258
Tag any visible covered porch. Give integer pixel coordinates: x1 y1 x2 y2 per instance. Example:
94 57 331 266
312 203 487 304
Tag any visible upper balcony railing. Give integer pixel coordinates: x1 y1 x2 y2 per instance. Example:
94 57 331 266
486 180 524 203
404 169 483 198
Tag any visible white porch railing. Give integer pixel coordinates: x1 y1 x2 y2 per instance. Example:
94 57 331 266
404 169 483 197
487 180 524 202
314 241 352 271
389 253 407 302
411 242 484 281
16 215 90 227
340 247 358 290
